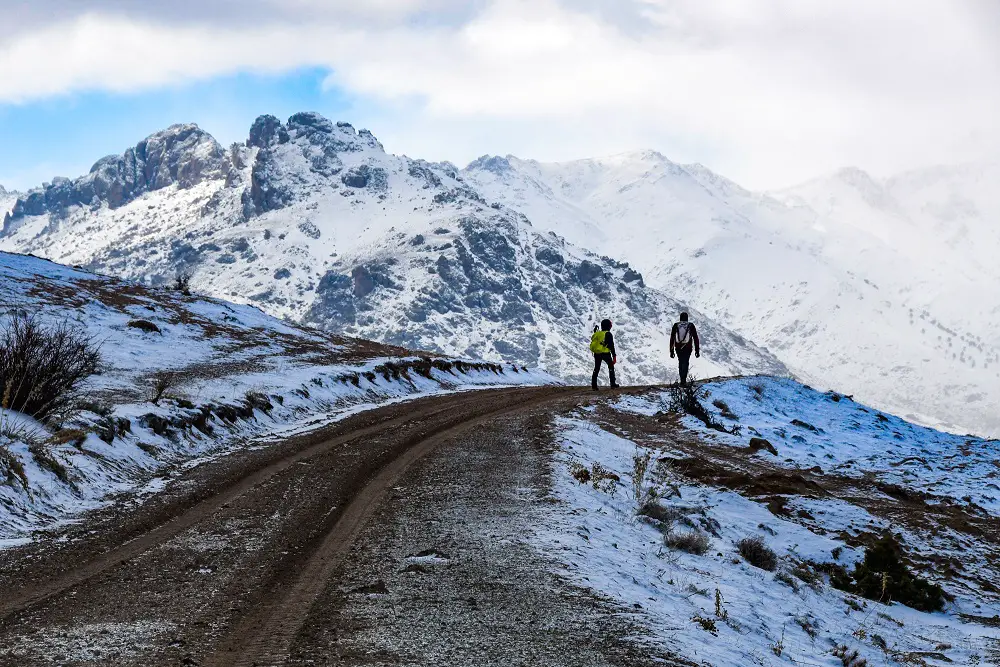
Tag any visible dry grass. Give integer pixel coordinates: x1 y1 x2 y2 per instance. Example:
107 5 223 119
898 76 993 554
664 528 712 555
0 444 28 490
737 535 778 571
28 442 72 486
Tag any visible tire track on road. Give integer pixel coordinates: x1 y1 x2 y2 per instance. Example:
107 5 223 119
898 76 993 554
0 387 561 622
205 387 587 667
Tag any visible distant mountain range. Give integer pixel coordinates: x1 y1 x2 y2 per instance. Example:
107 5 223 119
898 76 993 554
2 113 997 434
0 114 786 388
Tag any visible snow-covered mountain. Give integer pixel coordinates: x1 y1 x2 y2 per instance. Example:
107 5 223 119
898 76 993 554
464 153 1000 436
0 115 786 387
0 185 17 220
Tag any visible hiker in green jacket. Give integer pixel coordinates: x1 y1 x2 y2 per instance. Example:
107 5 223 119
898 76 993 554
590 319 619 390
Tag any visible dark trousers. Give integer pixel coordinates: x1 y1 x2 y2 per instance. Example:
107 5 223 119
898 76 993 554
592 353 616 388
677 346 693 385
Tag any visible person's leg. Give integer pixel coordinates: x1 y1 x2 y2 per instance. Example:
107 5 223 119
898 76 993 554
592 354 602 389
606 354 617 387
678 347 692 385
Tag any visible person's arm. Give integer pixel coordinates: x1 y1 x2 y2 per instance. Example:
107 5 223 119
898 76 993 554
607 331 617 359
693 325 701 357
669 323 677 357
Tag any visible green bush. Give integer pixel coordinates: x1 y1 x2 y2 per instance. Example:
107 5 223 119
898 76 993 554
849 535 947 612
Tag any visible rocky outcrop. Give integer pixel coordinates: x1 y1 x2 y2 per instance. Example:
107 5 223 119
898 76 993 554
242 113 387 218
245 147 293 217
466 155 513 175
247 114 289 149
2 124 226 230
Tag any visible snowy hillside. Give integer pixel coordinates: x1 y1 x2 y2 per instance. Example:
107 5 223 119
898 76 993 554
0 251 546 542
543 378 1000 665
0 114 787 386
464 153 1000 436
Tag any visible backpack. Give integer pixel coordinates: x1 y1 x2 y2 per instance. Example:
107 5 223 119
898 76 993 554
676 322 693 347
590 330 610 354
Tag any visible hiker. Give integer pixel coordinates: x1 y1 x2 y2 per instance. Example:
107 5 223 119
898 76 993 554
670 312 700 386
590 319 619 390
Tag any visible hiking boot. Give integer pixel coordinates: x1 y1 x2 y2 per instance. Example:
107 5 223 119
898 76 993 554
610 384 621 389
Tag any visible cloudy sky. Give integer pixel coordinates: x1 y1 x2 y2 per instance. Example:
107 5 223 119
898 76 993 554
0 0 997 191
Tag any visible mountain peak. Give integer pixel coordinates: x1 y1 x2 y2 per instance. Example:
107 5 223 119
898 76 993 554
834 166 881 187
283 112 383 152
465 155 513 174
3 123 227 227
830 167 896 210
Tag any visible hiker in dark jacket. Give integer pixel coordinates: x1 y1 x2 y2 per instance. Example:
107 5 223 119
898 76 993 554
669 312 700 386
590 319 619 390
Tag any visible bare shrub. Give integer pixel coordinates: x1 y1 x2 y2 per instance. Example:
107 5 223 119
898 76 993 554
631 447 652 505
148 371 179 405
570 463 591 484
747 380 767 401
712 399 738 420
0 312 101 422
738 536 778 571
795 614 819 639
832 645 868 666
715 588 728 620
173 272 193 296
590 462 620 493
668 378 740 435
638 500 681 525
664 528 711 555
691 615 718 634
771 626 786 656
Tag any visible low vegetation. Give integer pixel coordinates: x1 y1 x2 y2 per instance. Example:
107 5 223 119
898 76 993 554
668 378 741 435
823 534 948 612
737 535 778 571
664 528 712 555
637 500 681 525
148 370 179 405
173 272 193 296
0 312 101 423
0 444 28 490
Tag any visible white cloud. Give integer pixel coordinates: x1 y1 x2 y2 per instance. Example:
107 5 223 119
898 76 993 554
0 0 997 187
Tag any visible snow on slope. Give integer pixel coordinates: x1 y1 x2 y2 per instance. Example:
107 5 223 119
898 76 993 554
0 115 787 387
538 379 1000 665
0 251 548 543
464 154 1000 437
0 185 16 220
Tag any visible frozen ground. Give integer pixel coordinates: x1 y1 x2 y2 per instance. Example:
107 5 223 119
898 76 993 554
538 378 1000 666
0 251 552 542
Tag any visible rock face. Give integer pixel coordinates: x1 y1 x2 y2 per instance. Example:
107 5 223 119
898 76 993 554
243 113 385 217
3 124 227 231
303 213 787 383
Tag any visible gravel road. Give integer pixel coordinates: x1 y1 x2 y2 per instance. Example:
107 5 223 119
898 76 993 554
0 386 683 667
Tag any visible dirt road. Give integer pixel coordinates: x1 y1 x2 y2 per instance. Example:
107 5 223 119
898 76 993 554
0 385 679 666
